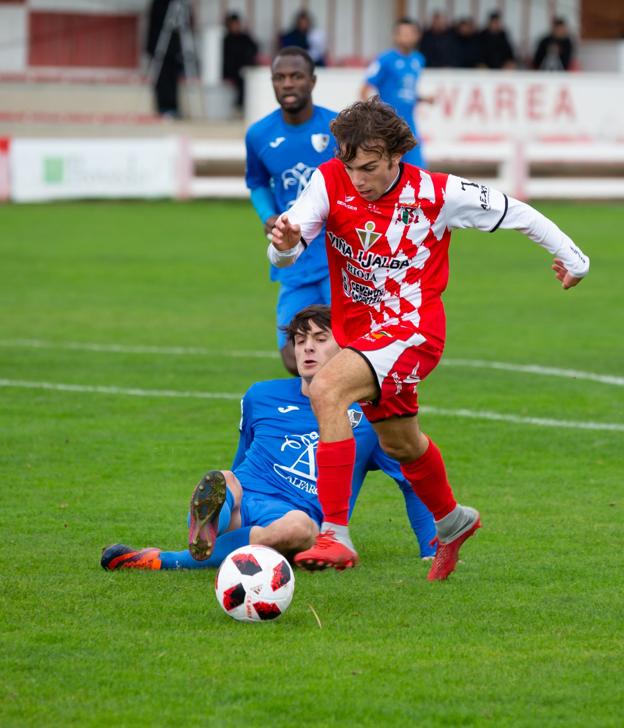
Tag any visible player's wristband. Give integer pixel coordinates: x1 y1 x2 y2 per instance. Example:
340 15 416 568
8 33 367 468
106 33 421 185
250 187 278 224
267 241 304 267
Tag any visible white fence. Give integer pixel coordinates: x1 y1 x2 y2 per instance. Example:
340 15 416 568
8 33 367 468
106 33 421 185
3 136 624 202
187 138 624 201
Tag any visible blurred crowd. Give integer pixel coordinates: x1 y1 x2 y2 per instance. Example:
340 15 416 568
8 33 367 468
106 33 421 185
221 9 576 108
146 2 576 118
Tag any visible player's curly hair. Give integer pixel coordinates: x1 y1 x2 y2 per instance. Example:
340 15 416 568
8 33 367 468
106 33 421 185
330 97 417 163
283 305 332 344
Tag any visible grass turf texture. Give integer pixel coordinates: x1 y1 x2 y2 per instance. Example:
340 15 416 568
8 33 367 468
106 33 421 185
0 200 622 727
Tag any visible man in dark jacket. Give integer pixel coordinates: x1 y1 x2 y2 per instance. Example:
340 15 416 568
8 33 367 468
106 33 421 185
533 17 574 71
222 12 259 111
478 11 516 69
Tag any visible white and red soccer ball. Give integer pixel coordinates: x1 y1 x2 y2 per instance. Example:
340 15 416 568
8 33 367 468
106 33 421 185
215 545 295 622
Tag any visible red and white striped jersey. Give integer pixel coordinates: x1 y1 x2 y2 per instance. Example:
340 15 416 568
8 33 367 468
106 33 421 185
278 158 589 349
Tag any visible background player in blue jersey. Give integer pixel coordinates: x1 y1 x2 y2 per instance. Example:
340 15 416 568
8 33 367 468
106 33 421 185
360 17 433 168
245 47 336 375
101 306 436 571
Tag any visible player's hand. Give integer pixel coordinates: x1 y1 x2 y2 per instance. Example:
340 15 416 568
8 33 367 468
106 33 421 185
552 258 583 289
263 215 279 239
271 214 302 251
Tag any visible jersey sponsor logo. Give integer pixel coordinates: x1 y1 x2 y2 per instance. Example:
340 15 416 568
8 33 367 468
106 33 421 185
330 230 408 271
329 231 354 257
342 270 384 305
346 261 375 281
345 195 355 202
269 136 286 148
277 405 300 413
311 133 330 153
357 251 409 270
337 199 358 211
367 203 383 215
273 431 319 495
282 162 315 198
356 221 382 251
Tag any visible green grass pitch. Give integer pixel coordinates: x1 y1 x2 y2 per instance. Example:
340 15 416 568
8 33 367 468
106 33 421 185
0 199 622 727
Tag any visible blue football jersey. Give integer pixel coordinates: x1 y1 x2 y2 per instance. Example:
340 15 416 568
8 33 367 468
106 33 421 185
231 378 431 533
245 105 337 285
364 49 426 137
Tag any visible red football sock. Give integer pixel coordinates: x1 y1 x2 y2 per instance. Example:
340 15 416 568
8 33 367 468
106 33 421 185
316 438 356 526
400 437 457 520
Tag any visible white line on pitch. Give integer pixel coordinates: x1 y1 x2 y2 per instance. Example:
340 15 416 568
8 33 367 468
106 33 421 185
441 358 624 387
1 378 622 432
0 338 280 359
0 379 242 400
0 338 622 386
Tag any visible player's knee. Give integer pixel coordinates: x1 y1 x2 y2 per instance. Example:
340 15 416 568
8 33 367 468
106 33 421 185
379 438 424 462
274 513 317 551
308 376 348 417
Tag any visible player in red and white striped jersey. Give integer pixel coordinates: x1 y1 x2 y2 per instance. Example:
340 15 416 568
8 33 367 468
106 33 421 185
269 98 590 580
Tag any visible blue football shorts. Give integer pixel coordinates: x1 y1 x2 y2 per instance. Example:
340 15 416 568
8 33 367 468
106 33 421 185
276 276 331 349
240 492 322 529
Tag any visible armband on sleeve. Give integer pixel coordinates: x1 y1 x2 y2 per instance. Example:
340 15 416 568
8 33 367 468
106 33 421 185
267 241 306 268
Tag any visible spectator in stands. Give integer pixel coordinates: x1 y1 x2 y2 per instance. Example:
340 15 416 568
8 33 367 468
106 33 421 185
454 17 481 69
420 11 458 68
146 0 185 118
279 10 327 66
478 11 516 69
533 17 575 71
222 12 259 111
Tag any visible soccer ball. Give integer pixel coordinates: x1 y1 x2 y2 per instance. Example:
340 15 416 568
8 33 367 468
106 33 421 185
215 545 295 622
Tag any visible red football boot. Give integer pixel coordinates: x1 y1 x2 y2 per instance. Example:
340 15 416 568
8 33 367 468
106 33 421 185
188 470 227 561
294 530 359 571
427 514 481 581
101 544 162 571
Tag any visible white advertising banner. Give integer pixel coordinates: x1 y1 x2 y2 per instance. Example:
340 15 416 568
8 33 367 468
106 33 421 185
10 138 179 202
245 68 624 143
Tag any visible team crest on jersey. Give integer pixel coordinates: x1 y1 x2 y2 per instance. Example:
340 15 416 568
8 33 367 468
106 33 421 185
311 133 330 153
347 409 363 428
355 221 382 251
398 205 419 225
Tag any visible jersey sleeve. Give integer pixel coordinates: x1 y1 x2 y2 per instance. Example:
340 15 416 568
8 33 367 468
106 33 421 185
364 55 386 88
441 174 510 233
231 388 255 469
283 168 330 244
442 175 590 278
244 129 271 191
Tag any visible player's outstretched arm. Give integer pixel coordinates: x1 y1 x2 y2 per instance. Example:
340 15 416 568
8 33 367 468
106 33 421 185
443 176 590 287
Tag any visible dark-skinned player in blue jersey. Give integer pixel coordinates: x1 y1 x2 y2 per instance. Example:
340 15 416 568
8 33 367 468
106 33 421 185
245 47 336 375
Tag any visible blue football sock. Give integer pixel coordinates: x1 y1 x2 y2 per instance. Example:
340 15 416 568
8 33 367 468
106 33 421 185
217 487 234 535
159 527 253 570
399 481 437 558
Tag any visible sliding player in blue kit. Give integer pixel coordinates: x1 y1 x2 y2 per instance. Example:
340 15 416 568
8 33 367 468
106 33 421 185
245 47 336 375
101 306 436 571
